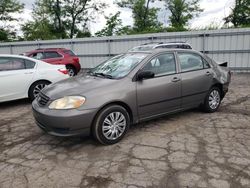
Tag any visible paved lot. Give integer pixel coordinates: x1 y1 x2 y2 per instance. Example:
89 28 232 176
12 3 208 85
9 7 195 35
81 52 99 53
0 74 250 188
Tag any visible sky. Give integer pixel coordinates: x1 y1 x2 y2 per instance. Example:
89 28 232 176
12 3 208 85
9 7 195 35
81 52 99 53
18 0 235 34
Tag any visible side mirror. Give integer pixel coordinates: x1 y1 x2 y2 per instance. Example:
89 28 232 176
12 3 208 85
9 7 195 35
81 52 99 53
137 71 155 81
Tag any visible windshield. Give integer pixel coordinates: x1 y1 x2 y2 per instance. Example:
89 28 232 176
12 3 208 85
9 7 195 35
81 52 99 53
90 53 147 79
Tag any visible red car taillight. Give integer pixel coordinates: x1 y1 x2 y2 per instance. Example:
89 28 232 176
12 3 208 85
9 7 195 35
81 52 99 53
73 57 79 63
58 69 68 75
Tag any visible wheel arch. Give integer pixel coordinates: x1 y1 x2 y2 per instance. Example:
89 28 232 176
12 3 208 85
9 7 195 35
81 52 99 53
28 79 51 96
211 82 224 98
93 101 134 126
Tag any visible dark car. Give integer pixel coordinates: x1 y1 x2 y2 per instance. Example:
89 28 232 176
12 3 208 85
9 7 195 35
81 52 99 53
32 49 231 145
24 48 81 76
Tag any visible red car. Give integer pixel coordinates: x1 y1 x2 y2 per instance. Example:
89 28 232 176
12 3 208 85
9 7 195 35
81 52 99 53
24 48 81 76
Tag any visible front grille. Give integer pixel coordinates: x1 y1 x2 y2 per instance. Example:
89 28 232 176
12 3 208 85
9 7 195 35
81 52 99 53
37 92 50 106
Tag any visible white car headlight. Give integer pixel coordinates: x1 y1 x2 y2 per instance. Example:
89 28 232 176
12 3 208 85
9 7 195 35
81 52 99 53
49 96 86 109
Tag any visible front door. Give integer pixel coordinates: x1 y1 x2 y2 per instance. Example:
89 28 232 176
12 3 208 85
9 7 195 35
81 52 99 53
136 53 181 120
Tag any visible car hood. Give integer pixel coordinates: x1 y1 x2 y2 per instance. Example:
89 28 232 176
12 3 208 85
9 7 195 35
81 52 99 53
42 75 117 100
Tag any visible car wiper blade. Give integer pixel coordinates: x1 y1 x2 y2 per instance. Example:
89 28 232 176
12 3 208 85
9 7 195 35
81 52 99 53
91 72 113 79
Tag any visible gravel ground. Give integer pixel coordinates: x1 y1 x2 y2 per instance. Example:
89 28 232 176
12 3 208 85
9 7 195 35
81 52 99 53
0 73 250 188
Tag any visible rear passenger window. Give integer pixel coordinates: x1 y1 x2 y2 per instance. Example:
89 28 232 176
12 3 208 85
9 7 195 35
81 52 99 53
44 51 62 59
142 53 176 77
63 50 76 56
178 53 209 72
25 60 36 69
0 57 25 71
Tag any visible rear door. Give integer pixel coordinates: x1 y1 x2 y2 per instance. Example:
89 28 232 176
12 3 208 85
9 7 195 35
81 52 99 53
0 57 36 101
177 52 213 109
136 52 181 120
43 51 64 64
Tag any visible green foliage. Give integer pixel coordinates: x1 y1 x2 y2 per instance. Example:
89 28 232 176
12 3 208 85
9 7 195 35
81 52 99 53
22 20 58 41
95 12 123 36
0 0 24 22
117 0 163 34
0 29 9 41
224 0 250 27
164 0 203 30
22 0 106 40
0 0 24 41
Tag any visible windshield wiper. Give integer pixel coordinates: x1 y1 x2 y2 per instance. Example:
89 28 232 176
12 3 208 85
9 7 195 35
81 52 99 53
90 72 113 79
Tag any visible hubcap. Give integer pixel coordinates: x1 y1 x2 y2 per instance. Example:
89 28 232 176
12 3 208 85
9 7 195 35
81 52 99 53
209 90 220 109
67 68 75 77
102 112 126 140
33 84 46 98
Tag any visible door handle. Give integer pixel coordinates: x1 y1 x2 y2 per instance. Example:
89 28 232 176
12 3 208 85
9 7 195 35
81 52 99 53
206 71 211 76
172 77 181 82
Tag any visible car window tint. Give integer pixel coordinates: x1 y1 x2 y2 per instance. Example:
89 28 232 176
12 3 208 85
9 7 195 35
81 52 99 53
0 57 25 71
44 51 62 59
31 52 44 60
143 53 176 76
178 53 204 72
25 59 36 69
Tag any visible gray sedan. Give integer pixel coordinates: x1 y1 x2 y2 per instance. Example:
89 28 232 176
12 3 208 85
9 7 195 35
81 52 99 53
32 49 231 144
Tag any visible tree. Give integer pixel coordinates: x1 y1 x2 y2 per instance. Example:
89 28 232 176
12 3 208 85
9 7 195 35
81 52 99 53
0 0 24 22
64 0 106 38
0 0 24 41
164 0 203 30
22 0 106 40
22 20 58 40
117 0 163 33
95 12 123 36
224 0 250 27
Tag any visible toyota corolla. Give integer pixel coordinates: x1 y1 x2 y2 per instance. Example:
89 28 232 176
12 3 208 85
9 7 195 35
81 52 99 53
32 49 231 145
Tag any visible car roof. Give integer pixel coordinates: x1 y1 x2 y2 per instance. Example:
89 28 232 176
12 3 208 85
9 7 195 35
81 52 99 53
128 48 197 54
0 54 44 62
25 48 69 53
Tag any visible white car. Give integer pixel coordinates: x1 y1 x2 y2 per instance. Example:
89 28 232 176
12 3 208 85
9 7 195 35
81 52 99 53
0 54 69 102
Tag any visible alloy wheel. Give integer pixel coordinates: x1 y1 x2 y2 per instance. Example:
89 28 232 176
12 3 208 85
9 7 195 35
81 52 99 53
33 83 46 98
208 90 220 110
102 112 127 140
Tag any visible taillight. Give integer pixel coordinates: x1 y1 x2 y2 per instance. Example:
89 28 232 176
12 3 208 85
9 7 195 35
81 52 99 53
58 69 68 75
73 57 79 63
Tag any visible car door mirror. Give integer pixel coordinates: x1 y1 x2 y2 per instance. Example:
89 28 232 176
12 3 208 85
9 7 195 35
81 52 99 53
137 71 155 81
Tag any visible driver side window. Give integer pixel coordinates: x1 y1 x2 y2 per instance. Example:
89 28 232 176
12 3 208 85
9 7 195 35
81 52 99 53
142 53 176 77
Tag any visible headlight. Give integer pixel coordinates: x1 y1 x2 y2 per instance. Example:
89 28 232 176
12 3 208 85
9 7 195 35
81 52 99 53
49 96 86 109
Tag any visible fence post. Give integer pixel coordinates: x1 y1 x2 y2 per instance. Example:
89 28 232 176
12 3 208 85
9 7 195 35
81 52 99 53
10 45 13 54
70 40 74 51
108 39 111 57
203 32 206 53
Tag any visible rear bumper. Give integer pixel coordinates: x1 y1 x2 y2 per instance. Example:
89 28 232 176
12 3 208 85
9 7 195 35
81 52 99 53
32 100 97 137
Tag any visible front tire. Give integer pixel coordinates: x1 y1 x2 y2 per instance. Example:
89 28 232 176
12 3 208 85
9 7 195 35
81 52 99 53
28 81 50 101
92 105 130 145
202 87 221 113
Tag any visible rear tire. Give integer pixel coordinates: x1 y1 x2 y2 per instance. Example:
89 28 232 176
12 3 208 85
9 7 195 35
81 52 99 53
92 105 130 145
202 87 221 113
66 65 77 77
28 81 50 101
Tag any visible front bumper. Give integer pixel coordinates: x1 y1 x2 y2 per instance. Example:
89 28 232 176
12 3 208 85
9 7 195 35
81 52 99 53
32 100 98 137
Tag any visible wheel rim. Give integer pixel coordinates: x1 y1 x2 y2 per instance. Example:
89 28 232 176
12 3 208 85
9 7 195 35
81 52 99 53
208 90 220 110
33 83 46 98
67 68 75 77
102 112 126 140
